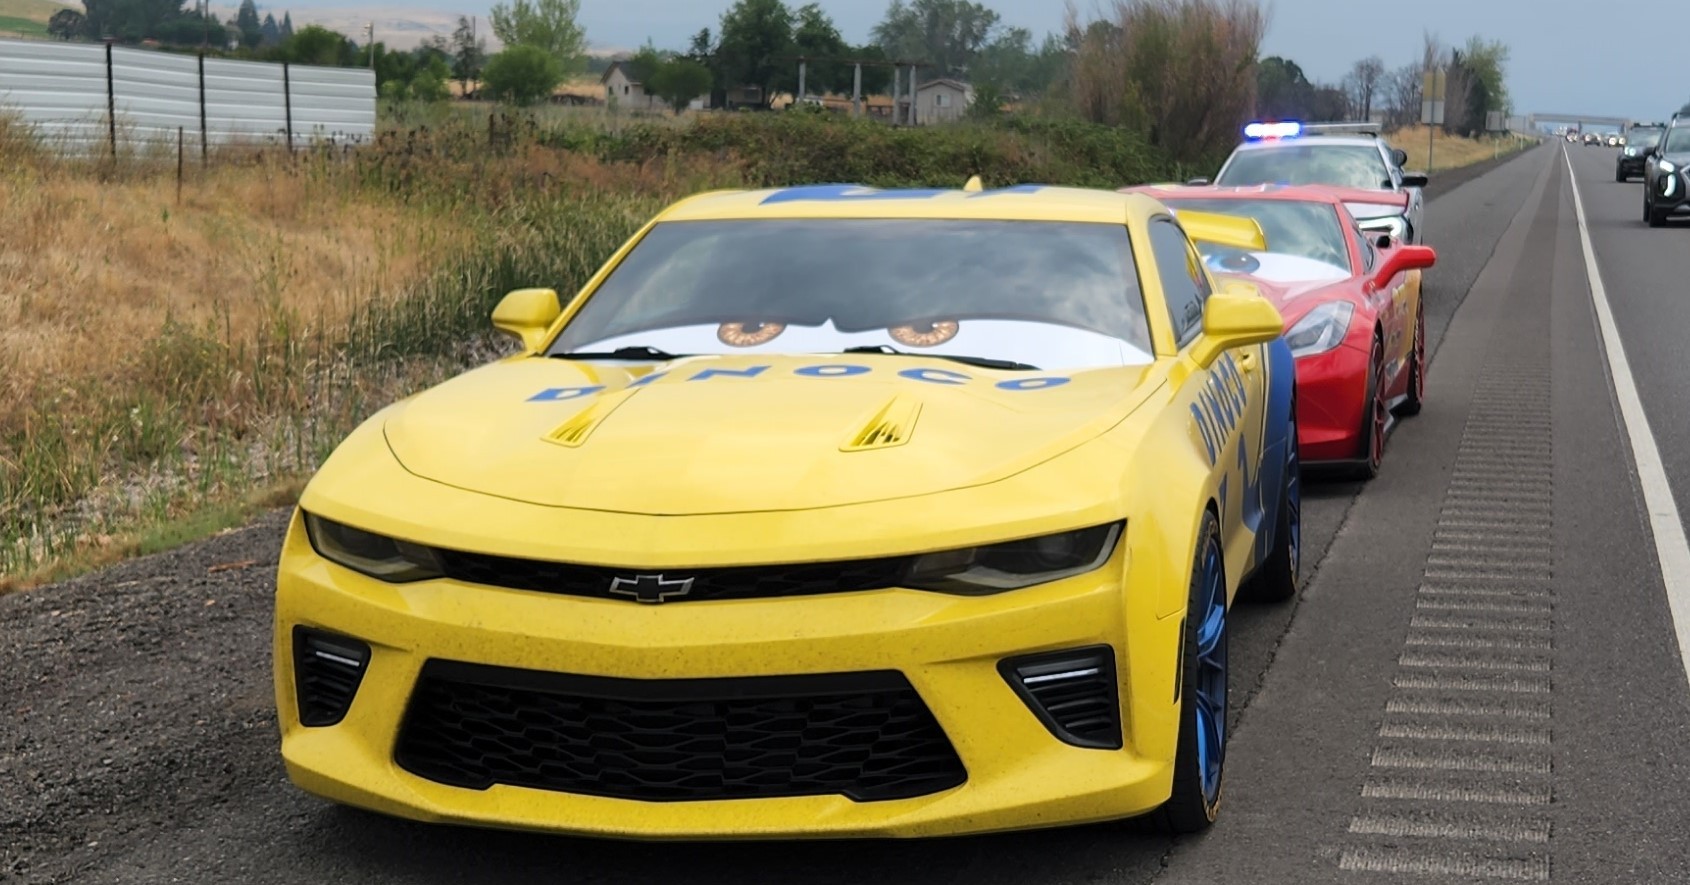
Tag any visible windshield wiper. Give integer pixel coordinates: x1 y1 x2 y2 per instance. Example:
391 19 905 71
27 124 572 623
841 345 1039 371
552 345 689 361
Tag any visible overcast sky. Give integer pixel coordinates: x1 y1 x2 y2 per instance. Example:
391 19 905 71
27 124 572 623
276 0 1681 121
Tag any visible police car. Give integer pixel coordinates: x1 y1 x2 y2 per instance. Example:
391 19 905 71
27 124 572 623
1195 122 1428 245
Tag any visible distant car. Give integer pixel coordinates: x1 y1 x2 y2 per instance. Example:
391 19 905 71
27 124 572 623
1645 122 1690 226
1584 132 1602 146
1124 184 1437 478
1619 126 1664 181
1203 121 1427 244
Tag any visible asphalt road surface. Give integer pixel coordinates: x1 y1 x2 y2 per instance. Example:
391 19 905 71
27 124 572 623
7 142 1688 884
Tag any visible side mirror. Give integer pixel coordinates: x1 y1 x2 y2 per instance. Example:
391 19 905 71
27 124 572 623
1370 244 1437 291
1401 172 1429 188
1189 286 1285 369
492 287 563 353
1391 147 1409 167
1185 177 1211 186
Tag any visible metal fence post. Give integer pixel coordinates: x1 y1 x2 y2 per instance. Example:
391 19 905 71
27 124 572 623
282 61 294 154
105 40 117 160
198 52 208 163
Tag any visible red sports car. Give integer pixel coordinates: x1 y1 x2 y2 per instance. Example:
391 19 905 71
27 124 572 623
1123 184 1438 478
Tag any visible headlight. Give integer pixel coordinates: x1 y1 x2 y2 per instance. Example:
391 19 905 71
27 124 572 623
1284 301 1355 358
1357 215 1408 241
1662 160 1678 173
1625 147 1637 156
304 513 443 582
903 523 1122 595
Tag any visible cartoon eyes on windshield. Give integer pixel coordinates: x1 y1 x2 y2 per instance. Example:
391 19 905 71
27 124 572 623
889 320 959 347
1205 250 1261 274
718 321 786 347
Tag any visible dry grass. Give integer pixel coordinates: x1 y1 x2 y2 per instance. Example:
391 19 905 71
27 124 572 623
1387 125 1533 174
0 155 447 432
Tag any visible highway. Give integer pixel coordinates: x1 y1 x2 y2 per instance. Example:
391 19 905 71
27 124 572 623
4 142 1689 883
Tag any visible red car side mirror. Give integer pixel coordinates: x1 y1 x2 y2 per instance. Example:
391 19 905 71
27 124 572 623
1371 244 1437 291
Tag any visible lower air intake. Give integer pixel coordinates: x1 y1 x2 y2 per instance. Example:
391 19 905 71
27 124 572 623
1000 646 1122 749
394 661 968 803
293 627 371 727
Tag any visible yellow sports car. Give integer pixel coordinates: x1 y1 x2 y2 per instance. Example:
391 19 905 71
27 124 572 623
274 180 1301 838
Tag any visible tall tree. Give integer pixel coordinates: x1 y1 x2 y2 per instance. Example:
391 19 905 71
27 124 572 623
872 0 1000 80
715 0 793 108
791 3 848 95
481 43 563 105
283 24 354 67
1255 56 1312 119
280 12 294 40
260 13 281 47
1459 35 1510 119
488 0 587 74
451 15 487 95
648 58 714 112
233 0 262 47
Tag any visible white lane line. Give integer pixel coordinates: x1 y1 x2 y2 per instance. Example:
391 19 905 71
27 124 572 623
1563 147 1690 684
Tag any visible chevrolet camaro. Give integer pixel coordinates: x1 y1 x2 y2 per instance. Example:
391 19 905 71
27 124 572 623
274 180 1301 839
1123 184 1437 478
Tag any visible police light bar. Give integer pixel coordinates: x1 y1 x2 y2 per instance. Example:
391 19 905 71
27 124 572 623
1244 121 1302 140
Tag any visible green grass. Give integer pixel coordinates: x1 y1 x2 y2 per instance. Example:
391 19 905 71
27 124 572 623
0 13 46 35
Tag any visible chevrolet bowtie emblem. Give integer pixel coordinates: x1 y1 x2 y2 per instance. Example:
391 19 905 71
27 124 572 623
608 574 696 604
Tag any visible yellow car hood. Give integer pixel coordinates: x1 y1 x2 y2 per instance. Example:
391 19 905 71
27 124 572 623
383 354 1155 515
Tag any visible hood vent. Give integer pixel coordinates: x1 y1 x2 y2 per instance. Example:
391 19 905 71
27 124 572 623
842 396 923 452
542 389 636 448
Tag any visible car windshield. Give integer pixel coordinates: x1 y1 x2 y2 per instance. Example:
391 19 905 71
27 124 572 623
1630 129 1662 146
1663 127 1690 153
548 219 1156 370
1158 198 1350 282
1217 144 1393 190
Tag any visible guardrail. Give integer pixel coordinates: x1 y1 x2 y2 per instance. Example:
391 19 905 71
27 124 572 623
0 37 374 157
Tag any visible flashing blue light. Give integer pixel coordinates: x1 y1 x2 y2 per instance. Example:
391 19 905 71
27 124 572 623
1244 121 1302 140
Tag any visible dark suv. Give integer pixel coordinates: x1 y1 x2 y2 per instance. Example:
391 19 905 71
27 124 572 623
1644 121 1690 226
1620 125 1665 181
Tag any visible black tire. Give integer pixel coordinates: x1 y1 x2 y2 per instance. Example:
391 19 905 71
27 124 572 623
1617 168 1626 183
1397 305 1426 417
1352 336 1386 481
1154 510 1228 833
1649 204 1668 228
1242 416 1300 604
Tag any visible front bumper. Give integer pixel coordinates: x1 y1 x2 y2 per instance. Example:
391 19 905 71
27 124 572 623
1619 155 1647 176
1654 169 1690 217
274 511 1186 839
1291 343 1371 463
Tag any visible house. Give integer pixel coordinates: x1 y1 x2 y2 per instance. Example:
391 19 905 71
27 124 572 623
601 61 709 112
899 79 974 125
600 61 664 112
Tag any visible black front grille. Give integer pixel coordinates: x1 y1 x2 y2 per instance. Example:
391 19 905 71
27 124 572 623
293 627 371 727
394 661 968 803
433 548 911 603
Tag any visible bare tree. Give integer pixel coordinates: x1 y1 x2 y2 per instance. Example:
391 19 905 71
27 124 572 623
1383 63 1421 129
1348 55 1385 121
